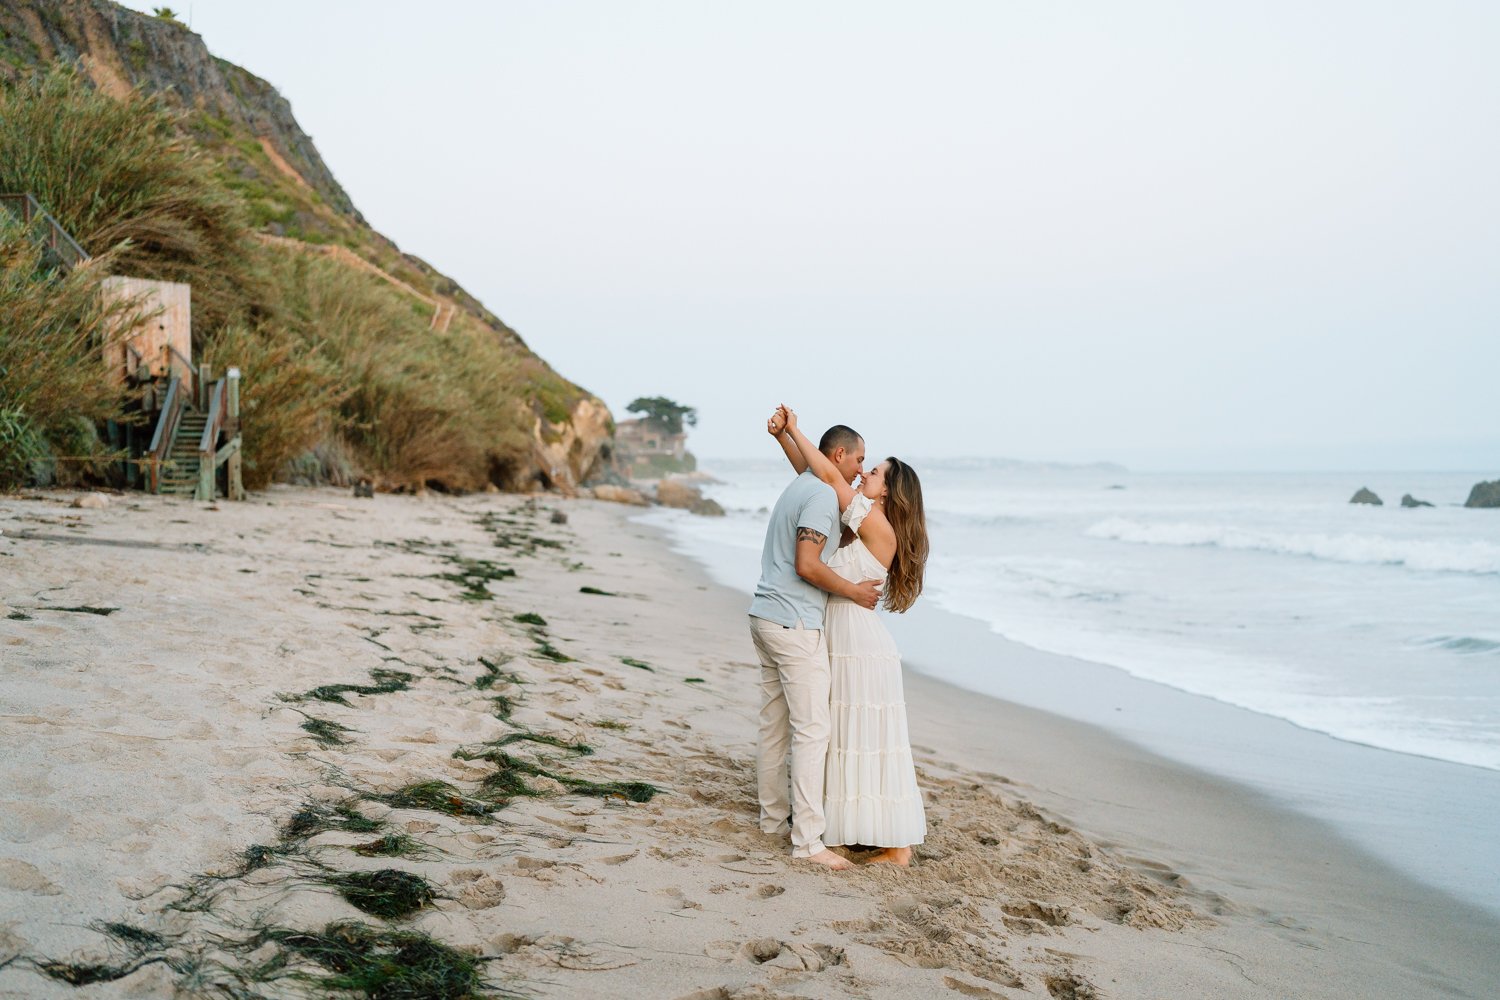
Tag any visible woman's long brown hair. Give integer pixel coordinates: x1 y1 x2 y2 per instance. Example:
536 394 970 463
881 457 928 613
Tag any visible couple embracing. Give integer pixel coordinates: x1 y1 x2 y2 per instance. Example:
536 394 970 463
748 406 929 871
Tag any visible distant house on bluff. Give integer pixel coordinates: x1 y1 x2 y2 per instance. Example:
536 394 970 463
613 418 695 479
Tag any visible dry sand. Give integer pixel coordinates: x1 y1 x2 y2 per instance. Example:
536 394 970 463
0 486 1493 998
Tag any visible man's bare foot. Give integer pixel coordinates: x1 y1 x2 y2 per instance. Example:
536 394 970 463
801 848 852 870
865 847 914 867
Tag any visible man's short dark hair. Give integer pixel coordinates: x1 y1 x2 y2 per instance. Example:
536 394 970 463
818 424 863 457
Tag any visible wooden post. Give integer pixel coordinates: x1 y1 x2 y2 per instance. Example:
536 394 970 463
227 367 244 500
198 362 211 410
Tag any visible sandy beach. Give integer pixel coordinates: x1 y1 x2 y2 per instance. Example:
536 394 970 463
1 486 1496 999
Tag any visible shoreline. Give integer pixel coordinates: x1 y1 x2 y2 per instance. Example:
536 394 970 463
0 486 1495 998
644 508 1500 919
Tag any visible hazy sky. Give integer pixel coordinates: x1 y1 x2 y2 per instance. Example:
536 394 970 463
121 1 1498 470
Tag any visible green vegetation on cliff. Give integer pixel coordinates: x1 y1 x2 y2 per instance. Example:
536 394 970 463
0 1 604 492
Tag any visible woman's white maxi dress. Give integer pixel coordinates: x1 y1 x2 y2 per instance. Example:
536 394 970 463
822 494 927 848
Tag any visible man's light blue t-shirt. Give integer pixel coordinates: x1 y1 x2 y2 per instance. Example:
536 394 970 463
749 470 841 629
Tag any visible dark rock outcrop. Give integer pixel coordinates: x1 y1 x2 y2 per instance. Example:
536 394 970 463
1465 480 1500 508
657 478 725 517
1400 494 1434 508
1349 487 1383 506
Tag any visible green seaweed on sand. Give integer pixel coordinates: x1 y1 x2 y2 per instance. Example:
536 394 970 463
620 656 654 672
579 585 616 596
488 693 516 721
494 732 593 756
322 869 437 919
368 781 493 818
433 556 516 601
592 718 630 731
560 778 659 803
253 921 487 999
351 833 437 859
684 677 706 684
512 611 547 627
475 654 522 691
291 668 414 705
300 717 356 747
455 744 659 805
32 922 178 984
36 957 167 986
96 922 170 953
533 639 572 663
6 610 32 620
285 800 384 840
42 605 119 615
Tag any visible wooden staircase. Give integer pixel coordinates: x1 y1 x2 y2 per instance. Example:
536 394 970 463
159 406 208 496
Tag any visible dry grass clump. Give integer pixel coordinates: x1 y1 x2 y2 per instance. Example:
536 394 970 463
0 232 138 487
0 66 262 338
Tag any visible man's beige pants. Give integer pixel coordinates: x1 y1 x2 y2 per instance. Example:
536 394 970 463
748 615 831 859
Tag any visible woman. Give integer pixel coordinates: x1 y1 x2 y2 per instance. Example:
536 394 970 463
768 406 929 866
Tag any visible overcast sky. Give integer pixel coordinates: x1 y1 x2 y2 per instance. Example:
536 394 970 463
123 1 1498 470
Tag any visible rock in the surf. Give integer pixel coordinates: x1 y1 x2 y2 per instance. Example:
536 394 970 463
1401 494 1434 508
1464 480 1500 508
1349 487 1383 505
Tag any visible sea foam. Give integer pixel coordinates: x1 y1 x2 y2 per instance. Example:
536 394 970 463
1085 517 1500 575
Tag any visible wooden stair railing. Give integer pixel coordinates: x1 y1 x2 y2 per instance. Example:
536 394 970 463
0 193 90 271
146 376 183 494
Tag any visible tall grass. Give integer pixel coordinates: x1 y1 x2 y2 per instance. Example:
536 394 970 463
0 228 137 488
280 253 531 490
0 64 560 493
0 65 264 340
199 318 342 491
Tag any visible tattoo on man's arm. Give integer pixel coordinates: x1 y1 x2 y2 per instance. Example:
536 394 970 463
797 527 828 546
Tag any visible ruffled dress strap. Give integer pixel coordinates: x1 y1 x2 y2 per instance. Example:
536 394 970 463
842 492 874 533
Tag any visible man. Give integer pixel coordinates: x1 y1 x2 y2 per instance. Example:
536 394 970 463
748 416 881 870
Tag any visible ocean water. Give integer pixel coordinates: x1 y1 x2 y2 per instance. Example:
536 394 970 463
640 460 1500 773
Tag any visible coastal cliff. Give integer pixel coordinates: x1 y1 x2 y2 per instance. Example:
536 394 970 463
0 0 611 490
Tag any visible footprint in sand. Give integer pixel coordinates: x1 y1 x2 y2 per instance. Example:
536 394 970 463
0 859 61 895
707 938 847 972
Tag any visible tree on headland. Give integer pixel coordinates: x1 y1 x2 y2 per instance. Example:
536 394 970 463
626 396 697 436
152 7 184 25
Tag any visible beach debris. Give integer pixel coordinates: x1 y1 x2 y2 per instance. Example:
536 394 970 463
367 781 494 818
579 585 616 596
70 492 110 509
323 868 437 919
550 509 568 524
351 833 437 859
1401 494 1435 508
289 667 414 705
432 556 516 601
1349 487 1383 505
285 800 384 839
299 716 356 747
533 639 573 663
248 921 486 997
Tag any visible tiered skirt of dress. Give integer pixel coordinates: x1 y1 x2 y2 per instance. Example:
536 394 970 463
822 508 927 848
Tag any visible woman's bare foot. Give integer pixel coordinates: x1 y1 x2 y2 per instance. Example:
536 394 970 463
802 848 853 870
865 847 914 867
